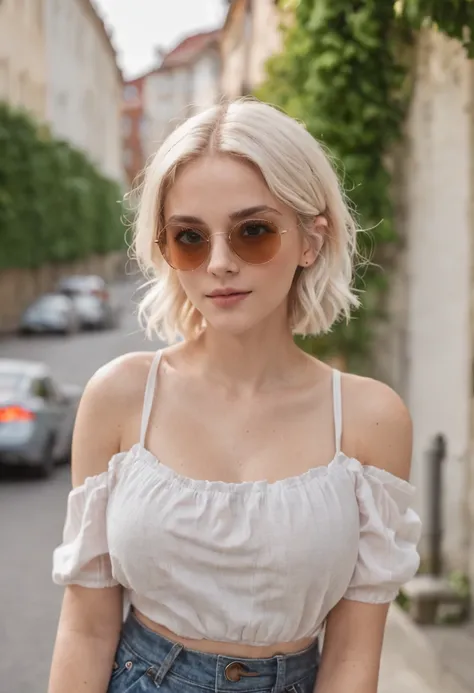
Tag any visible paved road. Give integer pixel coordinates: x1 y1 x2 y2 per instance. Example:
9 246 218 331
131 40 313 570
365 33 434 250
0 278 442 693
0 278 164 693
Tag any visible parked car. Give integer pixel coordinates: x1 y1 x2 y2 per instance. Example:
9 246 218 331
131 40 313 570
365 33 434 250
55 274 119 329
70 294 110 331
19 293 80 336
0 359 82 477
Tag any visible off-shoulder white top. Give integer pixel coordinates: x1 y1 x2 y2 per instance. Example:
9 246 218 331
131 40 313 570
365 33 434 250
52 350 421 646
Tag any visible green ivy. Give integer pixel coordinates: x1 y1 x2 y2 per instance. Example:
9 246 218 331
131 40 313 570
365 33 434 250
0 103 125 270
257 0 474 369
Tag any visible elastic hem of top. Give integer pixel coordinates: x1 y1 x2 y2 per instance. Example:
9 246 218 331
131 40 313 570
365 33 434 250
52 576 120 589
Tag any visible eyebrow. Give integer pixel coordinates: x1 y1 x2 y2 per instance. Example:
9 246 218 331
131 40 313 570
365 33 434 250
166 205 282 226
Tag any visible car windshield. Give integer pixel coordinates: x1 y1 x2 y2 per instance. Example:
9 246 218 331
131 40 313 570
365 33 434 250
58 276 103 294
28 296 68 316
0 371 26 392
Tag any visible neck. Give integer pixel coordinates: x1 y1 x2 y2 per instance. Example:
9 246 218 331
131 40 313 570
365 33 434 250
193 314 304 395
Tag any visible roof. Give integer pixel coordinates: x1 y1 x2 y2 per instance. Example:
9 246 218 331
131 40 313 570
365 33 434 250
161 29 221 69
131 29 222 81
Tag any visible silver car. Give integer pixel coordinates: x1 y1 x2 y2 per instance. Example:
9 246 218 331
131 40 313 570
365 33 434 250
0 360 82 477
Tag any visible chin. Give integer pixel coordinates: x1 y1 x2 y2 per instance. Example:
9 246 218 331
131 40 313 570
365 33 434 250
205 316 260 337
203 306 284 338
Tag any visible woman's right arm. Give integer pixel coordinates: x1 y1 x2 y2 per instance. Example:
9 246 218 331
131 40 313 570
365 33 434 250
48 361 132 693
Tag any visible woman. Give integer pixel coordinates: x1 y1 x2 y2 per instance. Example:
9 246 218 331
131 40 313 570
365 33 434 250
49 99 421 693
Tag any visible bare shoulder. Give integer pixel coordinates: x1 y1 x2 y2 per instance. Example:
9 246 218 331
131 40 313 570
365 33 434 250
85 350 155 403
341 373 412 480
71 351 156 486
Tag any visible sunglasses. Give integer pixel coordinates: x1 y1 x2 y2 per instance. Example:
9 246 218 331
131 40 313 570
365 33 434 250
155 219 288 271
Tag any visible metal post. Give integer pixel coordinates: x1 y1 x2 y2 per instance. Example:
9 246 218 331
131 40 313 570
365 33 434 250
427 434 447 576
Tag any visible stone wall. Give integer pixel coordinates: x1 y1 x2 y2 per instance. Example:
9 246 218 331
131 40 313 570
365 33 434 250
0 251 128 333
375 30 473 573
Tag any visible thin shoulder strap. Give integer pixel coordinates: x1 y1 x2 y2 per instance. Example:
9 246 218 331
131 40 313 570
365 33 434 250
140 350 163 448
332 369 342 455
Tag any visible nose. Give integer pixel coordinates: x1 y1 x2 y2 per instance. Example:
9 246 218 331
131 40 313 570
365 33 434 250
206 233 239 276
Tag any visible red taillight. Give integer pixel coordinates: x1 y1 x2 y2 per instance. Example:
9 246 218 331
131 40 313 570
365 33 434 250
0 406 36 423
92 289 109 300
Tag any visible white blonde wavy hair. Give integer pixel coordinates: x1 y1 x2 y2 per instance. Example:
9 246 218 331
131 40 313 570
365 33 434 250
132 98 360 342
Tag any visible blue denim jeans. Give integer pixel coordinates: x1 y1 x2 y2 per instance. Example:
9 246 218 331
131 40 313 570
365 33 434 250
108 612 320 693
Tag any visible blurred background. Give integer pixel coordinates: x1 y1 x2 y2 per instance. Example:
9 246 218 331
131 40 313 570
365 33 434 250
0 1 473 692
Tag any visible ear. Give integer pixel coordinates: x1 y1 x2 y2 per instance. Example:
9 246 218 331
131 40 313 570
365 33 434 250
299 215 328 268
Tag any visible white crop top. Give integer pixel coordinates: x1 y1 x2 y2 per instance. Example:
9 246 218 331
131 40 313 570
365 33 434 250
52 350 422 646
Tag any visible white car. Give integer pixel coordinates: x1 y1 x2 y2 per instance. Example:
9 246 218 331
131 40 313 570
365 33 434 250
0 359 82 477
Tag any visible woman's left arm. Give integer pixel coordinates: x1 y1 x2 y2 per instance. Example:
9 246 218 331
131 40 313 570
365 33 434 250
315 380 418 693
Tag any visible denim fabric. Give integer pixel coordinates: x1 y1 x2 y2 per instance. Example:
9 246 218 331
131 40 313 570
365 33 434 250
107 612 320 693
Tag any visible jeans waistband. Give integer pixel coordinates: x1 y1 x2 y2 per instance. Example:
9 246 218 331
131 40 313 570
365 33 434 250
121 611 320 693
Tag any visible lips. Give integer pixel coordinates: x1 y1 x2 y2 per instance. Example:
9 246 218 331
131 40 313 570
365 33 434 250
206 289 251 298
205 290 252 308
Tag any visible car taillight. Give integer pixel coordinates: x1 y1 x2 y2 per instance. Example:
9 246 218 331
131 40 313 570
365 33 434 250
0 406 36 423
92 289 109 300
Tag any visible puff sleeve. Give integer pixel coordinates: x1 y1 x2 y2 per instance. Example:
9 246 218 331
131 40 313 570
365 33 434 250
344 465 422 603
52 471 119 588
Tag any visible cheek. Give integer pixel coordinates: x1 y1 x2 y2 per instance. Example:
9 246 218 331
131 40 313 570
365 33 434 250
263 246 300 291
177 271 204 303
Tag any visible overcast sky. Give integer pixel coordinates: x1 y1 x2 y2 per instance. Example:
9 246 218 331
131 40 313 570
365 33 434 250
94 0 227 79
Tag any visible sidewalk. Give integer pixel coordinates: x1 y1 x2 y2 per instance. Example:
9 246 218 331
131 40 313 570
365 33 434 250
379 606 472 693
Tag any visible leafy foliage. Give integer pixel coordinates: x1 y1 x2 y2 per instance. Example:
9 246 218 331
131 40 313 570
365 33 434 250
0 103 125 270
257 0 474 368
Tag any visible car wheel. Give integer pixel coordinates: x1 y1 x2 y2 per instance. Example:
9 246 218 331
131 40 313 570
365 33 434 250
36 435 56 478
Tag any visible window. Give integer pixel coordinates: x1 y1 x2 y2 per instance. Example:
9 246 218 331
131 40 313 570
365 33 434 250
139 115 148 141
31 379 49 400
124 85 138 102
32 377 59 401
122 115 132 137
124 148 133 168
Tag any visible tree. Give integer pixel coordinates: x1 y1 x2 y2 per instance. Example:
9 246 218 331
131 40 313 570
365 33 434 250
0 104 125 270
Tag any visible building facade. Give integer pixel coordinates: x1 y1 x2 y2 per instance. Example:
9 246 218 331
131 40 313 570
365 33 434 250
220 0 281 98
0 0 46 119
122 76 146 187
44 0 124 183
122 30 221 182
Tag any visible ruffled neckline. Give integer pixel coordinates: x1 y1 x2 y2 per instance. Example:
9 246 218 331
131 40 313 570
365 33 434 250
77 442 416 497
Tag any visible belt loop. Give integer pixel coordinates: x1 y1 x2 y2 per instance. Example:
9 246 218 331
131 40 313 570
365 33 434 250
273 654 286 693
150 642 184 687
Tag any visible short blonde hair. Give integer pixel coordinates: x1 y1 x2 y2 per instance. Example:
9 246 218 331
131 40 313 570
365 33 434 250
132 98 360 342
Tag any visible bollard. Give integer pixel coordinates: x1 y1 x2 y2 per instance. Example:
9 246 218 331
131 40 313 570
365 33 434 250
427 433 446 577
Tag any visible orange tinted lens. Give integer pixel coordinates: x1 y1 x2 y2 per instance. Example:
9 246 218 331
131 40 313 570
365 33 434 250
158 225 209 270
230 220 281 264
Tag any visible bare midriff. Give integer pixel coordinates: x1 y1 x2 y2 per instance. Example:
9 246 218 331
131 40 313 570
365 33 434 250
133 609 316 658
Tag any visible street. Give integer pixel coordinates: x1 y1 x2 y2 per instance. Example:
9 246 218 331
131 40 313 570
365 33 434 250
0 278 445 693
0 278 164 693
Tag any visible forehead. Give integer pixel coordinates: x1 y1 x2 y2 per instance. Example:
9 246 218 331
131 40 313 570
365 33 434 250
164 155 286 220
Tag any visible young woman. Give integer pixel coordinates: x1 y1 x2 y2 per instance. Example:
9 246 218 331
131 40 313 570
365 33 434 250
49 99 421 693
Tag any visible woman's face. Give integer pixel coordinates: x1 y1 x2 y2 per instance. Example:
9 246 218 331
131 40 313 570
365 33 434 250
161 155 316 337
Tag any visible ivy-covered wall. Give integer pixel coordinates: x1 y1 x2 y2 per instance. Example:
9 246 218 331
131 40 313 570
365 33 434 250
257 0 474 370
0 103 125 271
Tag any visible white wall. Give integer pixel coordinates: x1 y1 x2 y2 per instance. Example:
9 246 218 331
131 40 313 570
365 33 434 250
44 0 123 183
142 47 220 159
248 0 281 88
0 0 46 119
404 31 471 568
142 67 192 158
191 50 221 112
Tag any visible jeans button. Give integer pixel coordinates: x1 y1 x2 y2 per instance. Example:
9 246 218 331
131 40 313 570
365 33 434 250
225 662 243 682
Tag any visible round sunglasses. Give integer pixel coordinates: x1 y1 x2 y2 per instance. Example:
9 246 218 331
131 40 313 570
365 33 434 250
155 219 288 271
